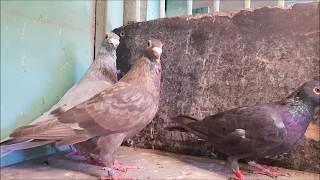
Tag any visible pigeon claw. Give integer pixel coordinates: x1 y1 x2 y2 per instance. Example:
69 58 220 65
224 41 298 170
100 168 136 180
248 161 289 178
65 145 87 161
100 175 136 180
234 170 246 180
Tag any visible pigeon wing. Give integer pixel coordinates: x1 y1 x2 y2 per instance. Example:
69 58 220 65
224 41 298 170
203 104 287 157
52 82 157 135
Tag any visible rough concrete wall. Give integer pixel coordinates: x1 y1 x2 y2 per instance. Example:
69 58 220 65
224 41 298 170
113 3 320 172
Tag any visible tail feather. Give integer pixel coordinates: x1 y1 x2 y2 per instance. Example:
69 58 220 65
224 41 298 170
165 126 189 132
171 115 209 140
1 138 32 146
10 120 76 139
1 139 55 157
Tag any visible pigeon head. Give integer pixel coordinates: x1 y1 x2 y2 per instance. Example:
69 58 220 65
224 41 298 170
102 32 120 49
288 80 320 107
144 38 163 61
299 80 320 106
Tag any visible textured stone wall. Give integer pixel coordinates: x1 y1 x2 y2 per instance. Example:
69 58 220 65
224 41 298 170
113 3 320 172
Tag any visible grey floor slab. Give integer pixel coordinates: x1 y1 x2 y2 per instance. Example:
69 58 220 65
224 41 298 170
1 147 319 180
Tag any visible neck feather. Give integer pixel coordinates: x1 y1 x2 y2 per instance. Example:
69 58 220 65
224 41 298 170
121 57 161 95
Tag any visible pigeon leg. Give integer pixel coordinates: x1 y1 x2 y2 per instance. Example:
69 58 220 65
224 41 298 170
67 145 80 155
86 155 105 166
65 145 87 161
96 134 142 172
83 155 141 171
98 134 137 179
248 161 289 178
228 157 246 180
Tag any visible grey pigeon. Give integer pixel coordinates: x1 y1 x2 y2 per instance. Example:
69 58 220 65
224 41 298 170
8 38 163 179
1 32 120 157
171 80 320 180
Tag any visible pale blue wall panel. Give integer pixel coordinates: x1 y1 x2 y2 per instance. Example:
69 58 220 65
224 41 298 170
166 0 188 17
1 0 94 166
106 0 124 32
147 0 160 20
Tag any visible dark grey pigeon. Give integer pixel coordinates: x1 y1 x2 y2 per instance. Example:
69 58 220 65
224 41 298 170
172 80 320 180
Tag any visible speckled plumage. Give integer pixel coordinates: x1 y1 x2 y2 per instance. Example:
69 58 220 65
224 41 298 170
6 39 163 179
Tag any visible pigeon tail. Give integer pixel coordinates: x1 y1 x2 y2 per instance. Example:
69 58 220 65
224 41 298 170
172 115 209 140
10 120 75 139
0 139 55 157
165 125 189 132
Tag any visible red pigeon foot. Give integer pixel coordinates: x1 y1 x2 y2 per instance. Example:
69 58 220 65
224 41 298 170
113 160 142 172
232 169 246 180
248 161 289 178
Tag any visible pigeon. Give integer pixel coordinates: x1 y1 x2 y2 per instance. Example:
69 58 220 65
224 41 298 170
0 32 120 157
171 80 320 180
8 38 163 179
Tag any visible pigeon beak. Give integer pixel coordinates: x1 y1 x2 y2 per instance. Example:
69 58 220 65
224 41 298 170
152 47 162 59
108 38 120 47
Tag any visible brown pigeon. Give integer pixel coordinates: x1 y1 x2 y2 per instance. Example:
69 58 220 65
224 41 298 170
8 38 163 179
0 32 120 156
171 80 320 180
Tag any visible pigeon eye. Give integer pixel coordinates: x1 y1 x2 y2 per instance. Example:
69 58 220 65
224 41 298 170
313 87 320 94
147 40 152 48
119 31 125 37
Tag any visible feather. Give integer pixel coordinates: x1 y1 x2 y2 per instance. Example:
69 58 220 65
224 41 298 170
1 140 54 157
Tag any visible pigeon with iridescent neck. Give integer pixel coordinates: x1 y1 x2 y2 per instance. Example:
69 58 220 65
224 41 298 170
171 80 320 180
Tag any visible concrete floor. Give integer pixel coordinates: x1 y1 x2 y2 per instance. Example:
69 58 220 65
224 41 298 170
1 147 319 180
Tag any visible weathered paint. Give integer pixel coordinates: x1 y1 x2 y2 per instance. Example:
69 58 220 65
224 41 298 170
166 0 189 17
106 0 124 32
213 0 220 12
123 0 140 25
244 0 251 9
140 0 148 21
147 0 160 20
190 0 319 13
278 0 286 8
160 0 166 18
95 0 106 56
192 7 210 15
251 0 278 8
187 0 193 15
1 0 94 166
